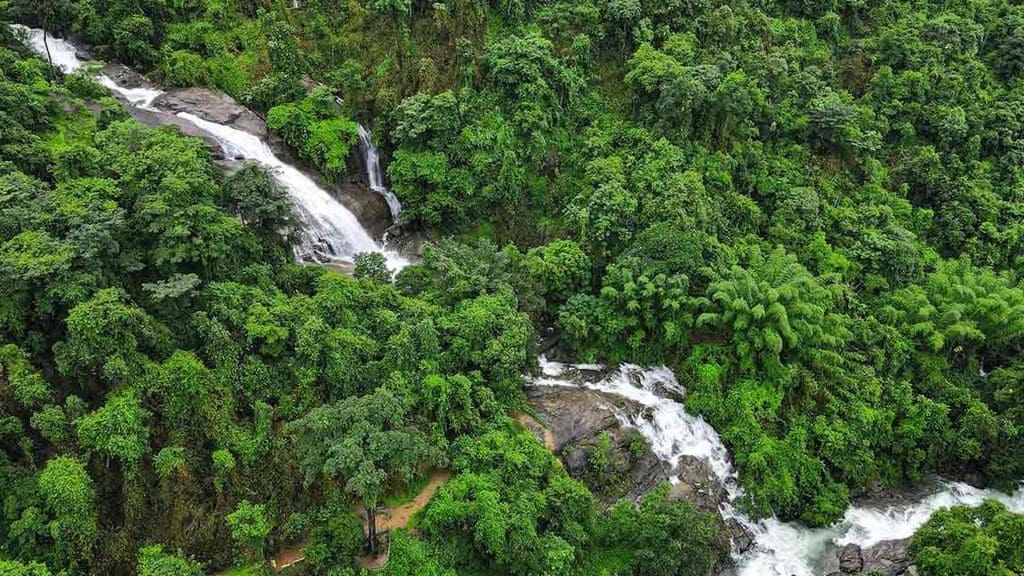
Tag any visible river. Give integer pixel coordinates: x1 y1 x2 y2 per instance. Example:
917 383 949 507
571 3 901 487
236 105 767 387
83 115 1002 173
533 357 1024 576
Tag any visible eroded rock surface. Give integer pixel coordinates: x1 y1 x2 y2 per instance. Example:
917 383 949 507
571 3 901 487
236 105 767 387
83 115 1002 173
153 87 267 138
823 537 914 576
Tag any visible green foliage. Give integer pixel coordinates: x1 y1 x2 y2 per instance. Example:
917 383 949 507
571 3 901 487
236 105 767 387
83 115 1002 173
0 560 54 576
161 50 206 87
7 0 1024 571
225 500 270 562
297 500 365 572
598 485 723 576
911 501 1024 576
37 456 96 569
75 390 150 465
137 544 204 576
420 427 597 575
267 91 358 179
354 252 392 283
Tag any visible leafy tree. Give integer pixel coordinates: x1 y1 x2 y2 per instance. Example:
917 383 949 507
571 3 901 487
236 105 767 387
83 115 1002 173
911 500 1024 576
599 485 723 576
287 387 435 553
354 252 392 283
225 500 271 563
222 163 299 255
37 456 95 569
137 544 204 576
75 390 150 465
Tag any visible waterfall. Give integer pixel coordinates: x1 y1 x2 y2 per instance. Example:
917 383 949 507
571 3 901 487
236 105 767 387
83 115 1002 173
356 124 403 223
13 25 407 269
532 357 1024 576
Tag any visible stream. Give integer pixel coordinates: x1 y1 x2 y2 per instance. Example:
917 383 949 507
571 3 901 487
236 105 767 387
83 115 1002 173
14 25 407 270
533 357 1024 576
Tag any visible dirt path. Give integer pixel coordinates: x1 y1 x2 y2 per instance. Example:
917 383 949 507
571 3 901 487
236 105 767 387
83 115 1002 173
515 412 556 451
269 545 305 572
378 470 450 530
268 470 451 572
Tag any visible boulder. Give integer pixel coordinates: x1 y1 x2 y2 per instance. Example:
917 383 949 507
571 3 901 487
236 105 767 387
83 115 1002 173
838 543 863 573
822 538 914 576
860 538 912 576
332 174 394 240
668 456 727 513
152 87 267 138
126 107 228 159
725 518 755 554
101 63 147 88
525 386 621 452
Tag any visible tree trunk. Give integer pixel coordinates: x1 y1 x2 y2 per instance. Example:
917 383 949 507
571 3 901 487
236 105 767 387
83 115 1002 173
43 30 55 82
366 506 377 555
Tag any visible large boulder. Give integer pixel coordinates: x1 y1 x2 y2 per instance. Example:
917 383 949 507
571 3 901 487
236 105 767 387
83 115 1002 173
669 456 727 514
822 538 913 576
102 63 147 88
861 538 913 576
152 87 267 138
526 382 729 515
526 385 621 452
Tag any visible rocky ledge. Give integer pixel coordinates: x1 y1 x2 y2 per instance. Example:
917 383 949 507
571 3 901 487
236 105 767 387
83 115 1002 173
823 538 915 576
153 87 268 139
525 382 729 515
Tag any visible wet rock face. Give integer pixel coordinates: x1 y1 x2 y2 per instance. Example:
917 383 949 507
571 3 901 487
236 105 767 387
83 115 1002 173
127 107 227 159
838 543 863 573
526 386 621 452
528 383 673 505
102 63 147 88
823 538 914 576
526 383 728 515
725 518 754 554
152 87 267 138
861 538 913 575
669 456 728 514
334 173 394 240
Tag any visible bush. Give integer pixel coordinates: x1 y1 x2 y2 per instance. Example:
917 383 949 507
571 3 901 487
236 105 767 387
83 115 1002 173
113 15 157 66
911 500 1024 576
161 50 205 86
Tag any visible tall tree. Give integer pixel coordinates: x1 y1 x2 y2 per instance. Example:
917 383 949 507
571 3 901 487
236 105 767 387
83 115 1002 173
286 387 435 554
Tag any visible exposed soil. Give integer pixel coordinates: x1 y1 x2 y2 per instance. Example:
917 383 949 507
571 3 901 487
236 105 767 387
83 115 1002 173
269 545 305 572
515 411 556 451
377 470 451 530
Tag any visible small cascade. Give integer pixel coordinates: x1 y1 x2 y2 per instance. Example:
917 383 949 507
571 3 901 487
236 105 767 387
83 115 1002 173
13 25 407 269
531 356 1024 576
356 124 403 223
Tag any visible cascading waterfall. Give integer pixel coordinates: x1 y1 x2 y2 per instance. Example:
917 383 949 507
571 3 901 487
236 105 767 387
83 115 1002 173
356 124 403 223
14 25 407 269
532 357 1024 576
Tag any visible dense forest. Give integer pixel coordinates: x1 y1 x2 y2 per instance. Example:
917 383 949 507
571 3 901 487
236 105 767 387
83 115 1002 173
2 0 1024 574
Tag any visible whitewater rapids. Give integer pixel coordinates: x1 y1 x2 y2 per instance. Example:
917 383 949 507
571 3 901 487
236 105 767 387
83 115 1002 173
532 357 1024 576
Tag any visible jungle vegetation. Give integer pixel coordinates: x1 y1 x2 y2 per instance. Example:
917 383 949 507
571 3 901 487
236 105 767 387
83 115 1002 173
3 0 1024 573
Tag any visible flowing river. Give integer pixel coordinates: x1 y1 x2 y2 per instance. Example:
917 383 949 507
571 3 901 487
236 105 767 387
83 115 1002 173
533 357 1024 576
14 26 407 270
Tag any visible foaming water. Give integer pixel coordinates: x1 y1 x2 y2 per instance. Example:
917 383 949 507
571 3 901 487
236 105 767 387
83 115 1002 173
357 124 402 222
531 356 1024 576
179 112 407 268
14 25 406 268
536 357 735 482
13 25 81 73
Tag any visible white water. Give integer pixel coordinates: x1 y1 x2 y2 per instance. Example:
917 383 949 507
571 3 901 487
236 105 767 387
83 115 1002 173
14 25 406 268
532 357 1024 576
357 124 403 222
